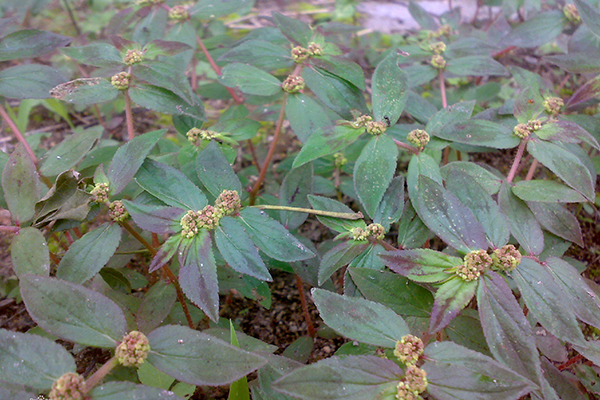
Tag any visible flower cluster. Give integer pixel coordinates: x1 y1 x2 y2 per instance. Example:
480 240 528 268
430 24 452 38
282 75 305 93
180 191 242 237
115 331 150 367
396 367 428 400
365 120 387 136
214 190 242 217
333 152 347 168
169 5 189 21
563 4 581 24
429 41 446 54
186 127 218 146
124 49 143 65
180 210 202 238
430 54 446 69
394 335 424 366
455 250 493 281
90 183 109 203
350 114 373 128
407 129 430 149
351 223 386 241
543 96 564 117
513 119 542 139
110 72 130 90
491 244 521 272
308 42 323 56
291 46 312 63
49 372 89 400
109 201 129 222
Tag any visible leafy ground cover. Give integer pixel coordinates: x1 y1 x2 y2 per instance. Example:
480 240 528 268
2 0 600 399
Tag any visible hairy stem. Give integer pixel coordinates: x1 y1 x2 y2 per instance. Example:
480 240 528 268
123 91 135 141
296 274 316 337
251 204 363 220
393 138 420 155
507 139 528 183
0 103 38 165
84 357 118 392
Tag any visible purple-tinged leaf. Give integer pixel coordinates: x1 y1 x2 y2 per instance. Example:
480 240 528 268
424 341 537 400
534 120 600 149
574 0 600 39
406 152 443 200
514 181 587 203
62 43 123 68
371 52 408 125
50 78 119 105
292 125 363 168
566 75 600 109
498 183 544 255
441 161 502 195
513 86 545 124
540 358 588 400
147 325 267 386
429 277 477 333
312 288 410 347
136 280 177 334
20 275 127 347
500 11 567 48
2 143 42 223
513 258 586 345
414 175 488 254
436 119 519 149
148 235 181 273
40 125 103 177
129 84 205 121
545 53 600 74
271 12 312 46
136 158 207 210
318 240 369 285
196 140 242 198
0 329 75 390
447 56 509 77
0 64 67 99
11 227 49 278
179 232 219 321
373 176 404 230
90 381 185 400
272 355 401 400
123 200 184 234
132 61 195 105
0 29 71 61
143 39 192 58
379 248 459 283
528 202 583 246
279 163 313 230
107 129 166 195
397 201 430 249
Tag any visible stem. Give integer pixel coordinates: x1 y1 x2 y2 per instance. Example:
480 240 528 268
49 252 60 265
120 221 195 329
84 357 118 392
0 225 19 233
295 275 316 337
507 139 528 183
124 91 135 141
61 0 81 36
492 46 516 59
248 94 289 205
558 354 584 371
376 239 399 252
0 103 38 165
196 35 244 104
251 204 363 220
393 138 420 155
439 69 447 109
246 139 260 168
525 159 538 181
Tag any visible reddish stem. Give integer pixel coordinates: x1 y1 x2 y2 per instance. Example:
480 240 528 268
64 230 74 245
525 159 538 181
393 138 420 155
84 357 118 392
73 227 82 238
196 35 244 104
507 139 528 183
0 104 38 165
439 69 447 109
492 46 516 59
295 274 316 337
0 225 19 233
558 354 584 371
49 252 61 265
124 91 135 141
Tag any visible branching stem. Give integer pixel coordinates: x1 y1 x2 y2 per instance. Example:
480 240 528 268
196 35 244 104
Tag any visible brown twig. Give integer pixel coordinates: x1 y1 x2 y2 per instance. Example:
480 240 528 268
196 35 244 104
295 274 316 338
558 354 584 371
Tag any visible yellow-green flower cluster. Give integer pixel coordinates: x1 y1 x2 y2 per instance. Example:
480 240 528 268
116 331 150 367
334 152 347 168
351 223 386 241
543 96 564 117
186 127 218 146
430 55 446 69
49 372 89 400
394 335 424 366
396 366 428 400
365 120 387 136
169 5 189 21
90 183 109 203
180 191 242 237
491 244 521 272
111 72 130 90
429 41 446 54
455 249 493 281
109 200 129 222
291 46 311 63
282 75 305 93
124 49 143 65
214 190 242 217
351 114 373 129
407 129 430 149
563 4 581 24
308 42 323 56
513 119 542 139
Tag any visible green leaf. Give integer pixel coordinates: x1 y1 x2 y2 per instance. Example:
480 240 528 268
513 180 587 203
574 0 600 39
0 64 67 99
196 140 242 197
136 158 207 210
500 11 567 48
238 208 315 262
50 78 119 105
426 100 475 136
307 195 366 233
40 125 103 176
136 280 177 334
107 129 166 194
90 381 185 400
11 227 49 278
405 90 437 123
379 248 460 283
272 355 400 400
0 329 75 390
292 125 363 168
219 63 282 96
147 324 267 385
311 55 366 91
441 162 502 195
122 201 184 235
62 43 123 68
354 135 398 219
56 223 122 284
138 361 175 389
534 119 600 150
20 275 127 347
179 232 219 322
33 171 91 227
191 0 254 19
228 322 251 400
215 216 272 281
0 29 71 61
396 201 430 249
498 182 544 256
272 12 312 46
566 75 600 108
514 258 586 345
408 1 438 30
429 277 478 333
528 139 595 201
219 40 293 71
373 176 404 230
132 61 195 105
446 56 509 77
318 241 369 285
129 84 205 121
2 143 42 223
285 93 337 143
436 119 519 149
143 39 192 58
424 341 537 400
415 176 488 254
406 152 443 200
545 53 600 74
278 163 313 230
371 53 408 125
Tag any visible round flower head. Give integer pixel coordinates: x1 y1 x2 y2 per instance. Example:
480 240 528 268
351 227 368 241
365 120 387 136
394 335 424 366
180 210 201 238
513 123 531 139
563 4 581 24
186 127 202 146
282 75 305 93
291 46 311 63
49 372 89 400
214 190 242 217
169 5 189 21
367 223 386 240
435 24 452 37
430 54 446 69
90 183 109 203
109 200 129 222
395 381 422 400
492 244 521 272
456 250 492 281
198 205 220 230
405 366 428 393
429 41 446 54
543 96 564 117
308 42 323 56
111 72 130 90
116 331 150 367
351 114 373 128
334 152 347 168
407 129 430 149
124 49 143 65
526 119 542 132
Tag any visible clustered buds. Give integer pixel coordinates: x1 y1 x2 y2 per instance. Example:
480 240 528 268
407 129 430 149
90 183 109 203
308 42 323 56
430 54 446 69
394 335 424 366
365 120 387 136
109 201 129 222
124 49 143 65
491 244 521 272
455 249 493 281
429 24 452 38
169 5 189 21
513 119 542 139
214 190 242 217
291 46 311 63
429 41 446 54
116 331 150 367
396 366 428 400
180 190 242 237
351 114 373 128
186 127 218 146
180 210 202 238
334 152 347 168
351 223 386 241
49 372 89 400
282 75 305 93
563 4 581 24
111 72 130 90
197 205 220 230
395 381 423 400
543 96 564 117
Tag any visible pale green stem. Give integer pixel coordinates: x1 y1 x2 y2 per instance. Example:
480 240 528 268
251 205 363 220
